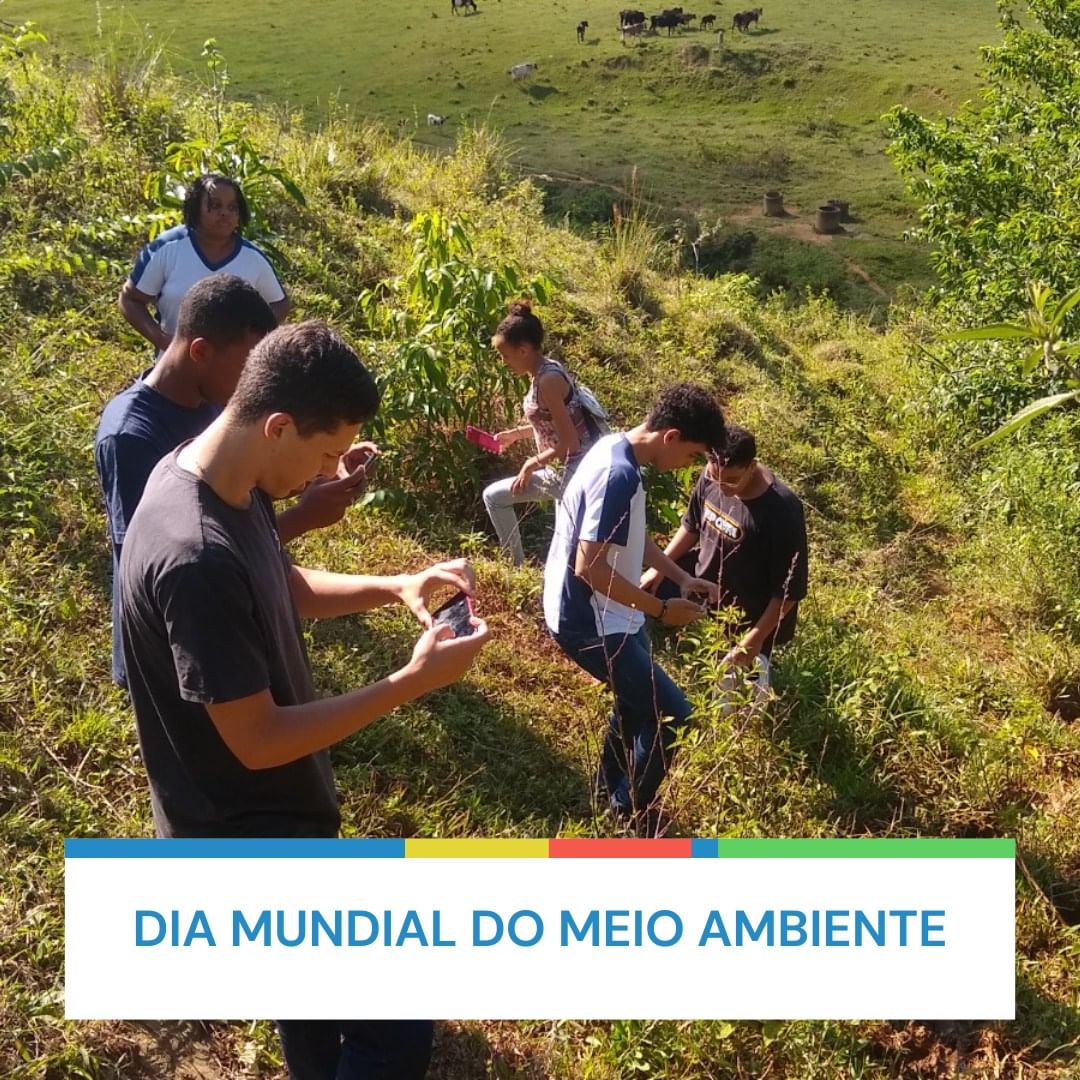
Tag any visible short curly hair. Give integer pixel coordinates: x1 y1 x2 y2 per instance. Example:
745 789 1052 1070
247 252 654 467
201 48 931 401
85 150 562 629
230 321 380 436
182 174 251 231
645 382 726 449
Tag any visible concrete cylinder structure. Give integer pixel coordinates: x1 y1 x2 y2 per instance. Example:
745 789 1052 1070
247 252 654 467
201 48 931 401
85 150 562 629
763 190 784 217
815 203 841 234
828 199 850 222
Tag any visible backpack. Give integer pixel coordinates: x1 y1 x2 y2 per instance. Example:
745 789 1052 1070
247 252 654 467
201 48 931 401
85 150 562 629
574 381 611 436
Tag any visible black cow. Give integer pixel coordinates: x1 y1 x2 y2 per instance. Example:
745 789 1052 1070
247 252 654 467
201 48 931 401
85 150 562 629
577 19 589 41
651 11 682 33
700 13 716 29
732 7 762 31
451 0 477 13
619 8 647 26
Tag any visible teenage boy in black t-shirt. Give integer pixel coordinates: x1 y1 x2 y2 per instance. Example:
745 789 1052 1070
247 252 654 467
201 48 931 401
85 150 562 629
641 425 808 669
119 320 489 1078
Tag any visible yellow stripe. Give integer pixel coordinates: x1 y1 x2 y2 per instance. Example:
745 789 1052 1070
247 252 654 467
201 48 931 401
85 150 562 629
405 839 548 859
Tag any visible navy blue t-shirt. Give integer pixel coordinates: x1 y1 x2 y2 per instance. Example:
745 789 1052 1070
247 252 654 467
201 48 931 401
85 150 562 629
94 375 220 685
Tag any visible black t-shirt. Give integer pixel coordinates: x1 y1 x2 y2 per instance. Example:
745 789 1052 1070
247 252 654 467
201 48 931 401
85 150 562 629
683 468 809 651
119 451 340 838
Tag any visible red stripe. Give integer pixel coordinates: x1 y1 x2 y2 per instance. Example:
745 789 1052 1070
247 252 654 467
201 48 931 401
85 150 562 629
548 839 692 858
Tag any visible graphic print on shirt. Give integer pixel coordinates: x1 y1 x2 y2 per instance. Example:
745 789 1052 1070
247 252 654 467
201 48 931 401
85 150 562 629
701 499 743 543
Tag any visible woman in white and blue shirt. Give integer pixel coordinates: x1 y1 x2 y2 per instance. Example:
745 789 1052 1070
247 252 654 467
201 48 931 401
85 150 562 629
118 173 289 353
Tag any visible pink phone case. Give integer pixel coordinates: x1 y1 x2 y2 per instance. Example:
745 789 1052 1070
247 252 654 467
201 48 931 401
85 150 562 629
466 425 502 454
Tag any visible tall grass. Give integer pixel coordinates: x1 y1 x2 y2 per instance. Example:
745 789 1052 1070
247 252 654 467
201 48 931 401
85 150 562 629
1 36 1078 1080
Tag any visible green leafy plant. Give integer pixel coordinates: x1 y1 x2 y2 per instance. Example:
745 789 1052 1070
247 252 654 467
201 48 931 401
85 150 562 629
143 41 305 264
0 20 47 78
0 135 79 190
359 209 551 508
951 282 1080 447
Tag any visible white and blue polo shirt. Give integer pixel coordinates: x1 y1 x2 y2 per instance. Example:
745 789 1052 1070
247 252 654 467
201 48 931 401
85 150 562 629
128 225 286 338
544 433 648 640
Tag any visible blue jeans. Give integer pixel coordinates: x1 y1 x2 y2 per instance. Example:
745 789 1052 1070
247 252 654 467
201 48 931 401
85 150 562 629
276 1019 433 1080
553 626 692 816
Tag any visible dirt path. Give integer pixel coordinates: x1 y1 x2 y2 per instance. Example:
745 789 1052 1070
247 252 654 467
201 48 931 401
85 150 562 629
523 170 892 298
729 200 891 298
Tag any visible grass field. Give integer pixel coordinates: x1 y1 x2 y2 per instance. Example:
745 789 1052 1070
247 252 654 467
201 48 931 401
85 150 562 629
7 0 1001 303
5 15 1080 1080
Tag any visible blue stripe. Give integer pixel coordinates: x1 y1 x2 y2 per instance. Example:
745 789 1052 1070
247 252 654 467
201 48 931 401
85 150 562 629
64 838 406 858
691 839 719 858
239 237 287 298
129 224 189 287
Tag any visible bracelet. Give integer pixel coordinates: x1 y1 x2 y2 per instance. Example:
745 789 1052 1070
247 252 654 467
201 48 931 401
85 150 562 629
658 599 668 622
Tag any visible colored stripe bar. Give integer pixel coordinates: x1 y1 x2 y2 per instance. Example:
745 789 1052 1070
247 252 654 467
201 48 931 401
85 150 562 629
64 839 405 858
405 839 548 858
714 839 1015 858
549 839 692 858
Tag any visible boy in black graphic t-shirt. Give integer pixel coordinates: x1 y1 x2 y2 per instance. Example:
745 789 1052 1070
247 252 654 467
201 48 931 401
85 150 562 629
641 425 808 668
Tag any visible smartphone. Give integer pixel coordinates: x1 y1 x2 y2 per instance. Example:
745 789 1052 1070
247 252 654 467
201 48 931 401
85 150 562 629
432 591 478 638
466 425 502 455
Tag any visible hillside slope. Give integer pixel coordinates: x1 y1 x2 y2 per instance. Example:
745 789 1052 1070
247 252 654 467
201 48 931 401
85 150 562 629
1 40 1078 1079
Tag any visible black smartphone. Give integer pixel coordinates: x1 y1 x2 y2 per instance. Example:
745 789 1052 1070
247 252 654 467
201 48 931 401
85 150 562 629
431 591 477 638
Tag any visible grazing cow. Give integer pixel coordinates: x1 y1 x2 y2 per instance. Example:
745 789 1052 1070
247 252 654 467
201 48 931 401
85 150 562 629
451 0 477 14
577 19 589 42
509 62 538 79
732 7 762 31
678 12 698 26
427 113 447 125
651 11 681 34
700 13 716 29
619 8 647 26
620 20 645 41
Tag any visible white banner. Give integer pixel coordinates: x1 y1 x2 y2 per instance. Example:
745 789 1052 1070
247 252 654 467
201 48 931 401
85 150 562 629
65 841 1014 1019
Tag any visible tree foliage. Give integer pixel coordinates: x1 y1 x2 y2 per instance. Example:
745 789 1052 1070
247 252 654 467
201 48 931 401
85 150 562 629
887 0 1080 324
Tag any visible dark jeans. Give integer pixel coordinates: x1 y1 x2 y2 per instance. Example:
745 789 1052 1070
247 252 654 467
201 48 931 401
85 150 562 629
553 626 692 817
276 1019 433 1080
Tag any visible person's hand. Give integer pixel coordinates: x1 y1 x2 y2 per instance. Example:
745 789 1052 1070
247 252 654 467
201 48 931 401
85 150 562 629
293 469 368 531
397 558 476 628
406 618 490 693
510 457 539 495
681 575 718 605
659 597 706 627
494 429 519 451
337 441 380 483
640 568 662 594
722 645 756 671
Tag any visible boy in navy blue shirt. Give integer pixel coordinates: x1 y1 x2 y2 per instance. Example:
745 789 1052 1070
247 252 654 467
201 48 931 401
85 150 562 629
96 275 372 685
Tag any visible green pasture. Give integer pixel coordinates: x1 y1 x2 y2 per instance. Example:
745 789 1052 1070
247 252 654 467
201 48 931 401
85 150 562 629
8 0 1000 302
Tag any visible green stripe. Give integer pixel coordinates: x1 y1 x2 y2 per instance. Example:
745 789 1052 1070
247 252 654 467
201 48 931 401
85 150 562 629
711 839 1015 858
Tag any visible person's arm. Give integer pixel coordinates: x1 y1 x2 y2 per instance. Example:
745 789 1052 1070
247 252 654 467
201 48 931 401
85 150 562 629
494 425 532 450
640 527 700 592
726 596 795 668
575 539 704 627
118 280 171 351
643 536 717 603
510 372 583 494
276 443 379 543
204 620 489 770
532 371 581 466
288 559 475 625
95 432 166 551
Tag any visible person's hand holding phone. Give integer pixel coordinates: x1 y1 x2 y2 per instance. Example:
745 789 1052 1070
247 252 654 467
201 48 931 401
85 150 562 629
337 441 380 486
397 558 476 628
407 616 490 693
